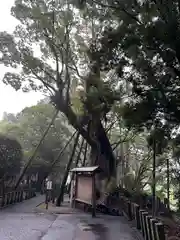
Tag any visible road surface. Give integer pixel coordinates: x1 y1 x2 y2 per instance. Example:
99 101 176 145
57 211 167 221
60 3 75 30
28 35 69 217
0 195 137 240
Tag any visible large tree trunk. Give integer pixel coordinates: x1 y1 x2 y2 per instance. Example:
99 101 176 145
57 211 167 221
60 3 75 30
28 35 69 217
95 121 116 177
53 96 116 178
85 121 116 178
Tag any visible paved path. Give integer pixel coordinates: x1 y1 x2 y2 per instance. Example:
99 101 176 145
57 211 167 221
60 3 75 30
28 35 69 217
2 194 44 213
0 195 137 240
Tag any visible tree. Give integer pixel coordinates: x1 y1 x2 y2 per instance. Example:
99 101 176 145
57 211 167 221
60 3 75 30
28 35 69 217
71 0 180 208
73 1 180 137
0 135 22 179
2 112 17 123
0 0 120 180
0 103 74 188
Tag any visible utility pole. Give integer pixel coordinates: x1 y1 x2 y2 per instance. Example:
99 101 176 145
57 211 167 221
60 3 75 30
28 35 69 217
152 138 156 216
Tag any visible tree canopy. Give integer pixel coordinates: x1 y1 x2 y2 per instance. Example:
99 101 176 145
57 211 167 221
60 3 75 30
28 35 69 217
0 102 74 178
0 135 22 178
2 0 180 211
74 0 180 139
0 0 120 176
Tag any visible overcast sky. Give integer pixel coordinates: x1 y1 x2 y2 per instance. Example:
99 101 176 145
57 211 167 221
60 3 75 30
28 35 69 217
0 0 43 119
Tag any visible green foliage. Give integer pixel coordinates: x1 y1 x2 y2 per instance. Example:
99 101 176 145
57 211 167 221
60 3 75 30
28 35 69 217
2 0 179 183
72 0 180 140
0 135 22 178
146 126 169 154
0 103 73 175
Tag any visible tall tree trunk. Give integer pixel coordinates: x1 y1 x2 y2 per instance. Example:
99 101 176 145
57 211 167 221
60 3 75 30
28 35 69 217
152 139 156 216
120 142 124 187
1 178 5 207
53 95 116 179
96 121 116 177
56 132 80 206
167 158 170 210
125 141 130 171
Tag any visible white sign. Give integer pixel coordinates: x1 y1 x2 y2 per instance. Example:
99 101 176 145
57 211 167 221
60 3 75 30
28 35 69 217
46 181 52 190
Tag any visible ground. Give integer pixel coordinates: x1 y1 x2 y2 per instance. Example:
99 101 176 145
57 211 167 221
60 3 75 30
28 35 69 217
0 195 137 240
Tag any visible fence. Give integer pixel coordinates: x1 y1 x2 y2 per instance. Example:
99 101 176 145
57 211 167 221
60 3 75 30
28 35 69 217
120 196 166 240
0 188 36 209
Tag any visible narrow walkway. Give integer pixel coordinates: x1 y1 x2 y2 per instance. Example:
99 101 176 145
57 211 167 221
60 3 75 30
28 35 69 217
41 213 137 240
2 194 44 213
0 195 137 240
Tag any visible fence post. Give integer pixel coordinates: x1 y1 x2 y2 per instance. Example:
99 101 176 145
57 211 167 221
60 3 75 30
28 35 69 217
127 201 132 220
139 210 146 235
141 211 148 239
155 222 165 240
16 191 19 202
21 191 23 201
150 218 158 240
134 204 141 230
146 215 153 240
4 194 7 207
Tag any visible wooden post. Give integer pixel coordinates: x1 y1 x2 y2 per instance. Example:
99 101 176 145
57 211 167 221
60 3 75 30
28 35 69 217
156 196 161 213
150 218 158 240
131 203 135 219
134 204 141 230
17 191 19 202
127 201 132 220
92 173 96 217
1 178 5 207
141 211 148 239
146 215 153 240
20 191 23 202
139 210 146 235
6 193 9 205
4 194 7 207
155 222 165 240
70 175 75 208
10 192 12 204
73 173 78 208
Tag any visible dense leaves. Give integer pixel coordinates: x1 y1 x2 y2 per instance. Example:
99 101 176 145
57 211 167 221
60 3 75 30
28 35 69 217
78 1 180 135
0 135 22 178
1 0 180 206
0 103 73 177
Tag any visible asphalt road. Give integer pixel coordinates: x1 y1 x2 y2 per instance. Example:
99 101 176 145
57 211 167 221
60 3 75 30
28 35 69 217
0 195 136 240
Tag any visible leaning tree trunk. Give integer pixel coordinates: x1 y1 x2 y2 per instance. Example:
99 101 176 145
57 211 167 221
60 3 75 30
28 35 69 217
53 96 116 179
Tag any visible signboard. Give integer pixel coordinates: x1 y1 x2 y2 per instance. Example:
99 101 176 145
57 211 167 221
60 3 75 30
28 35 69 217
46 180 52 190
76 176 92 204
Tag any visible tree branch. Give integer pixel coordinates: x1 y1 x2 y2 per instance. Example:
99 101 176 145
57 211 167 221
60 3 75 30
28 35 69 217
31 69 56 93
93 0 142 24
43 28 64 91
112 132 136 151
